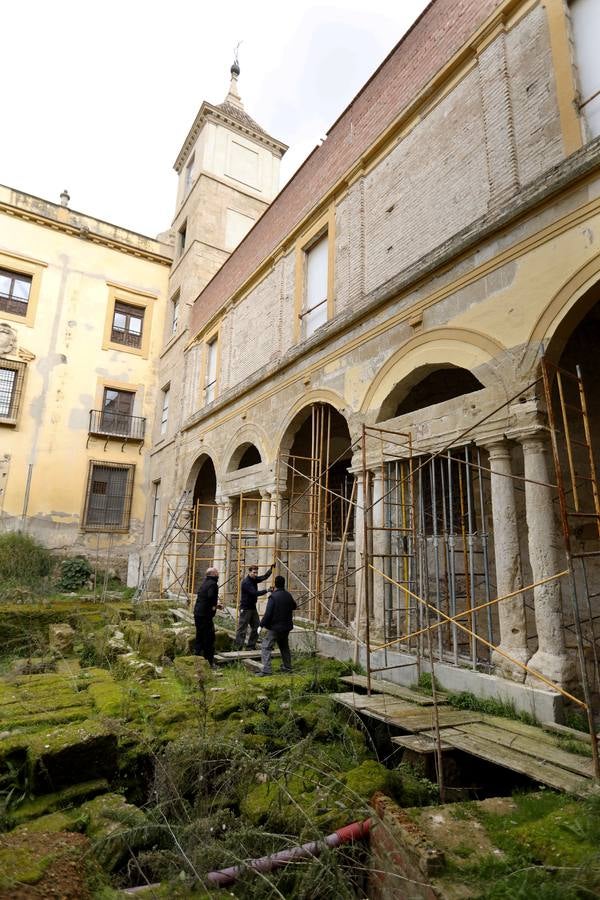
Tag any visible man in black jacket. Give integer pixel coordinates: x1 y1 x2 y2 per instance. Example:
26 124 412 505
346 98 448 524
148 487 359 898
194 567 220 668
257 575 297 676
233 563 273 651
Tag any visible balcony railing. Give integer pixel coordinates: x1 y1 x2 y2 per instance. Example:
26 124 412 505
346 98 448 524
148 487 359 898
88 409 146 442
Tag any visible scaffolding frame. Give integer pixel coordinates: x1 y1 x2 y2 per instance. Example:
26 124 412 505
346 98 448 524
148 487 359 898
359 366 600 779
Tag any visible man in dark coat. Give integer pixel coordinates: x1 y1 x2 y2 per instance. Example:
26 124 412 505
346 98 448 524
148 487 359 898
257 575 297 676
194 566 220 668
233 563 273 651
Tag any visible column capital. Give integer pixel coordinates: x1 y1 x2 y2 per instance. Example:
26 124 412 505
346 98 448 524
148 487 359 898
483 437 512 460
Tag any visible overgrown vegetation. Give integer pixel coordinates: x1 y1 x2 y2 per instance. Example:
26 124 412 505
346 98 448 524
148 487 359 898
441 791 600 899
0 531 52 599
55 555 93 591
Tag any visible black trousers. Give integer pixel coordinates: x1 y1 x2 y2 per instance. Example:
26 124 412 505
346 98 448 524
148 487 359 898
234 608 260 650
194 615 215 666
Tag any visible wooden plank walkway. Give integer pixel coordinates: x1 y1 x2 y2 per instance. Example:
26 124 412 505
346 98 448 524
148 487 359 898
331 689 596 795
215 650 280 662
340 674 449 706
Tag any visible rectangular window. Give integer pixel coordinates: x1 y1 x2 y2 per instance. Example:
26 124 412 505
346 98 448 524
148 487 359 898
100 388 135 435
151 479 161 542
160 385 170 435
178 222 187 258
184 154 195 194
0 359 26 423
83 462 135 531
302 234 328 339
171 291 180 336
570 0 600 138
0 268 32 318
111 301 144 349
205 338 218 404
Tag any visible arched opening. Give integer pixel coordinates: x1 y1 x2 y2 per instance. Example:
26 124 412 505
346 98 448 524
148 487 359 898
190 457 218 594
279 403 355 624
228 442 262 471
377 364 484 422
541 283 600 696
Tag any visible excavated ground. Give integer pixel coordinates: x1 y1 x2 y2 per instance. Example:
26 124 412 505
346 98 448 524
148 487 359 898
0 598 598 898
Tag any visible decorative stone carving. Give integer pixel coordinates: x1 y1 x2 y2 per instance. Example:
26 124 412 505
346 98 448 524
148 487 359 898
18 347 36 362
0 322 17 356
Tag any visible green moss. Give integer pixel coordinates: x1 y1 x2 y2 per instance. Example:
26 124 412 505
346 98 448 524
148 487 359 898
9 778 109 825
12 808 87 834
88 680 125 716
0 844 48 887
343 759 391 799
447 690 537 726
28 718 118 792
123 620 176 663
79 792 153 871
173 654 210 686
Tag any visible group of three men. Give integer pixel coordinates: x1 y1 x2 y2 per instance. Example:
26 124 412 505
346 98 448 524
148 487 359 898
193 563 296 676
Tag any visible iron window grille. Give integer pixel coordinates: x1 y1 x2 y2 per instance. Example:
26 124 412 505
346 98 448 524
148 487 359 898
111 301 144 349
0 358 26 424
88 409 146 441
83 461 135 531
0 268 32 317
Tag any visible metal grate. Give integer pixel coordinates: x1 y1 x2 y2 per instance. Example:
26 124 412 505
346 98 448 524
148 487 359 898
0 358 26 422
83 460 135 531
88 409 146 440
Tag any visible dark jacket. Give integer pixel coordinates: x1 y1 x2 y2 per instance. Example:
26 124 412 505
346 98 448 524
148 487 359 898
260 589 297 633
195 575 219 619
240 569 272 611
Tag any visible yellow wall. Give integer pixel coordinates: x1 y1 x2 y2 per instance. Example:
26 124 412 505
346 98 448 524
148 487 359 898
0 188 171 565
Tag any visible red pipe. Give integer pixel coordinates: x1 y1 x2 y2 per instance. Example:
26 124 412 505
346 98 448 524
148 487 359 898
206 818 371 887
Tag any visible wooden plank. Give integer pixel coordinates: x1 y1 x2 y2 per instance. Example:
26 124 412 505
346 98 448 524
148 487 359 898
455 722 594 778
438 727 591 795
541 721 598 745
215 650 280 660
339 674 449 706
330 692 482 732
391 734 451 754
169 608 193 624
482 715 582 747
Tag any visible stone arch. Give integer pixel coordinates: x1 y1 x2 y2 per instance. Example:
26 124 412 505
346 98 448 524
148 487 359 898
223 422 271 473
360 328 505 419
526 254 600 369
276 388 350 457
377 364 485 422
185 450 219 501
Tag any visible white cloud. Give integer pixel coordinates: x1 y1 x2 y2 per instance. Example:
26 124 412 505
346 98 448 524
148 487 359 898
3 0 429 236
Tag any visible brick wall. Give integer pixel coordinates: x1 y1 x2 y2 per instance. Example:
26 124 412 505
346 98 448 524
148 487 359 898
189 0 506 338
185 3 565 399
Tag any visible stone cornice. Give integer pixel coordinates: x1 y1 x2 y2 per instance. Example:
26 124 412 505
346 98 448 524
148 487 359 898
0 195 172 266
174 102 288 173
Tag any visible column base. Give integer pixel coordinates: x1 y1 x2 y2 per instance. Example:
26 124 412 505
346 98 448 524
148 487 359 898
525 649 577 691
492 646 530 683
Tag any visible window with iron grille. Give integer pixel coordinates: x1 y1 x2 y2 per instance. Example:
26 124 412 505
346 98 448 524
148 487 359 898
0 268 32 317
111 301 144 348
83 461 135 531
0 358 26 423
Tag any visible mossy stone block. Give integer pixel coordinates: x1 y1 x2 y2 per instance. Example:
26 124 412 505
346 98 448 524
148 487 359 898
80 791 155 872
28 719 118 791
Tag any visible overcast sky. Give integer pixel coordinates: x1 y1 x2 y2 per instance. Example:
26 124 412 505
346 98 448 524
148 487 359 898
3 0 429 237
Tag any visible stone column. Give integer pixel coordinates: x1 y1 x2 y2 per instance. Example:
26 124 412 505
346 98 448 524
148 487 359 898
520 433 575 688
486 440 529 681
352 472 368 647
371 470 389 635
213 496 232 601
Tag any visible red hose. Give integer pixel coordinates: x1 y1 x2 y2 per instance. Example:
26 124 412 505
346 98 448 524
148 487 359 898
206 818 371 887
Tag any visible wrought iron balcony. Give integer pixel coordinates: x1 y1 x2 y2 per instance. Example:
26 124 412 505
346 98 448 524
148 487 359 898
88 409 146 443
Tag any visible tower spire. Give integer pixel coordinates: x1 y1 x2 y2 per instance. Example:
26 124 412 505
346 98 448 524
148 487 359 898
225 42 243 109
